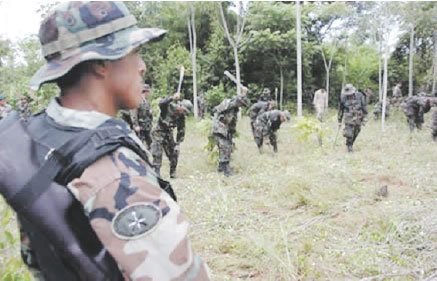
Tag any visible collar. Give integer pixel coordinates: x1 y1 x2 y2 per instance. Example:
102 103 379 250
46 98 111 129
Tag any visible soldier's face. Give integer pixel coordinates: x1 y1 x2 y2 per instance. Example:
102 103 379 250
107 48 146 110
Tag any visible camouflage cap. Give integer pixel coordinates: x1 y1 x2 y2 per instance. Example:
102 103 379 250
0 95 5 100
29 1 167 91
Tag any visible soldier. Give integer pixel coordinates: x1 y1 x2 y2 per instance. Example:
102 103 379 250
197 90 206 119
338 84 367 152
211 87 248 176
131 84 153 149
18 95 32 121
14 2 210 280
259 87 272 102
401 96 434 132
417 85 427 97
248 100 274 136
0 94 12 120
151 92 192 178
363 87 374 105
253 109 290 153
373 101 390 120
391 82 403 107
312 88 328 121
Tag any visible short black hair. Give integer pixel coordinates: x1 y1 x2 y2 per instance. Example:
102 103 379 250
56 60 105 91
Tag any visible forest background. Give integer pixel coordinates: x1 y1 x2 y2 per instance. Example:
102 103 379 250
1 1 437 113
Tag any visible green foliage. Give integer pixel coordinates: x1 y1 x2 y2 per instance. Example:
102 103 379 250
292 116 330 142
204 82 231 112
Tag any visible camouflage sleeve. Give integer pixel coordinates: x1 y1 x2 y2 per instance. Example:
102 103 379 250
338 98 345 123
176 116 186 144
68 147 211 281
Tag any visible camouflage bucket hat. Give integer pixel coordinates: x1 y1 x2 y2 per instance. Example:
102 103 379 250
263 88 271 94
29 1 167 91
342 84 356 96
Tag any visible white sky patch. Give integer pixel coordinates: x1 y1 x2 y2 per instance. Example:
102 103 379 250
0 0 50 42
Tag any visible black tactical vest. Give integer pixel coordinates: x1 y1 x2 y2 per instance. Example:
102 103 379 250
0 111 175 281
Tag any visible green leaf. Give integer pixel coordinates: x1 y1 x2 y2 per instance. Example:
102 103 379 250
4 231 14 245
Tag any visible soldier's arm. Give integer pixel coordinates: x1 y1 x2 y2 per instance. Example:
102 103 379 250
130 108 139 127
69 147 211 281
338 99 345 123
361 95 368 116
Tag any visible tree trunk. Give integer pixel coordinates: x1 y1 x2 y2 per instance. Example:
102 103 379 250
382 47 389 131
378 38 382 102
433 30 437 95
296 0 302 117
342 39 348 88
408 24 414 97
280 68 284 110
275 88 278 103
188 5 198 118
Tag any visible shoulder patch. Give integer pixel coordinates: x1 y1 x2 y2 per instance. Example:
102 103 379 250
112 203 161 240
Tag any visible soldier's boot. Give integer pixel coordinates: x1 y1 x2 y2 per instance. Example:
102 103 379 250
169 166 176 179
273 143 278 153
223 162 233 177
217 162 225 173
347 145 354 153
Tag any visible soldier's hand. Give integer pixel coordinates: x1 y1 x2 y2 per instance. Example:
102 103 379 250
134 126 140 133
173 92 181 100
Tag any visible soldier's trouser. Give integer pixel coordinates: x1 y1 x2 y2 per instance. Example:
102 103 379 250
432 111 437 139
151 130 179 174
315 107 325 122
214 135 232 163
139 128 152 149
343 123 361 146
250 120 256 138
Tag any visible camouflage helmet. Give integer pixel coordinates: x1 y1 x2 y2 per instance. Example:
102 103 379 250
342 84 356 96
263 88 271 94
29 1 167 91
180 99 193 115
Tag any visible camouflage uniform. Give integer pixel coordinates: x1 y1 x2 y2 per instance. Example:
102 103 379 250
211 94 247 176
391 84 403 107
253 110 290 153
197 91 206 119
401 96 433 132
373 101 390 120
131 96 153 149
120 109 134 128
432 109 437 141
248 100 271 136
22 2 211 280
338 84 367 152
151 97 191 178
259 88 271 102
313 88 328 121
18 98 32 121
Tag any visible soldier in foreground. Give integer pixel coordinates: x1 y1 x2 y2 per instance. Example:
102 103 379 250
248 99 274 136
5 2 210 280
131 84 153 149
151 92 192 178
313 88 328 121
401 96 435 132
0 94 12 120
211 88 248 176
338 84 367 152
253 109 290 153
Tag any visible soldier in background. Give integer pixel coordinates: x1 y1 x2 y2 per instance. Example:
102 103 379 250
259 87 272 102
417 85 427 97
0 94 12 120
401 96 435 132
151 92 192 178
373 101 390 120
211 87 248 176
313 88 328 121
18 95 32 121
248 100 275 136
197 90 206 119
253 109 290 153
391 82 403 108
363 87 374 105
338 84 367 152
131 84 153 149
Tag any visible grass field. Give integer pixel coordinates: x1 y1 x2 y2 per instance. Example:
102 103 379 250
2 107 437 280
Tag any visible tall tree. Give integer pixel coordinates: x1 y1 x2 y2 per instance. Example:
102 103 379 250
219 1 247 95
296 0 302 117
187 3 198 118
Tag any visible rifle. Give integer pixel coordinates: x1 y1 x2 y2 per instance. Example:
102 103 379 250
177 65 185 93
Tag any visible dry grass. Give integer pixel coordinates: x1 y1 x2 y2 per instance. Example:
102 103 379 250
2 108 437 280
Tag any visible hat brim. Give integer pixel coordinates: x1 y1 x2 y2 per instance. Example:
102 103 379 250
29 26 167 91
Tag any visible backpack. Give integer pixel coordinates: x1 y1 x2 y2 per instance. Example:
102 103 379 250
0 111 176 280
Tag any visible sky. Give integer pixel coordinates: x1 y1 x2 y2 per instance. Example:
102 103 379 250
0 0 49 42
